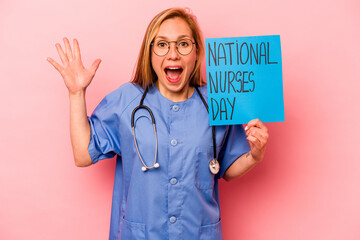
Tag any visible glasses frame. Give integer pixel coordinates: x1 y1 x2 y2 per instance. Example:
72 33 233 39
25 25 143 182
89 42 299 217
151 39 196 56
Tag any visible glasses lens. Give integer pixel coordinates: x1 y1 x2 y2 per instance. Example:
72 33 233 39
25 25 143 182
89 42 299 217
153 40 169 56
177 39 193 55
152 39 194 56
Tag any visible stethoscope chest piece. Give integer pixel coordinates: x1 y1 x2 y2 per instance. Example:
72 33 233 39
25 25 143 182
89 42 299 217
209 159 220 175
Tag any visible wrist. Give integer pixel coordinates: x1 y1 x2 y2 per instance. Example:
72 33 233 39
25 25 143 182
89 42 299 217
249 152 264 163
69 89 86 98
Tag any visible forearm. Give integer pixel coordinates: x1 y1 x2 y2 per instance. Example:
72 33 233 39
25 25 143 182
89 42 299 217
223 152 260 181
69 91 92 167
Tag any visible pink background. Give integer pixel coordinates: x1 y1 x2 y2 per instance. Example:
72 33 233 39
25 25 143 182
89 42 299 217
1 0 359 239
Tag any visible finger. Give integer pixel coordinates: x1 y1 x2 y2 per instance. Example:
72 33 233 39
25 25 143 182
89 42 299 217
247 135 260 148
63 37 74 60
247 135 263 150
248 137 255 150
245 119 267 132
246 128 268 138
73 38 81 61
247 119 264 129
248 129 268 147
47 57 64 73
55 43 68 65
90 59 101 74
246 125 269 138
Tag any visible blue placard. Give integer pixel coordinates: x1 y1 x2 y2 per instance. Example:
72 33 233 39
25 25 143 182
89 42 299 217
205 35 284 125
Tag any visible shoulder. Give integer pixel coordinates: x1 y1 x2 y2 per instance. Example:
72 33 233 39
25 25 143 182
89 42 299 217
107 82 143 99
93 82 144 114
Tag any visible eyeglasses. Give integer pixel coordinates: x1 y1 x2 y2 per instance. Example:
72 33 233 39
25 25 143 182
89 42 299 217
151 38 196 56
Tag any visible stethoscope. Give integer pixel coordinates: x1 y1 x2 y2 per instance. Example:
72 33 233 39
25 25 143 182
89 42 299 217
131 86 220 175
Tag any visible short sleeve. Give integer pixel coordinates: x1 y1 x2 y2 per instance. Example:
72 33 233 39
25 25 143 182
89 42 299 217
88 92 122 164
217 125 251 179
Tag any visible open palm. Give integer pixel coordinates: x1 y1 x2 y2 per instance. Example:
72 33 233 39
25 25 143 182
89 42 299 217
47 37 101 94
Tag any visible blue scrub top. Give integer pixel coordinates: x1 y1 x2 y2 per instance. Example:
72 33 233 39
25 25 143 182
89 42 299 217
88 82 250 240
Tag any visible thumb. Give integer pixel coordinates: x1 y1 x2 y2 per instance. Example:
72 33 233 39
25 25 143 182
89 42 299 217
90 58 101 74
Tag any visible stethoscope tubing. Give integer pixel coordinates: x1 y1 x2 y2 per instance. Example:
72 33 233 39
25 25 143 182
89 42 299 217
131 85 218 172
194 87 217 161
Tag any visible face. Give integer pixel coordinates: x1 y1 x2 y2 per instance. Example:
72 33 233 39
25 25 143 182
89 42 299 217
151 17 197 101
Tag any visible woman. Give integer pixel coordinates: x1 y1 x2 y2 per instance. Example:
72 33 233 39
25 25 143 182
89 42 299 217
47 7 268 240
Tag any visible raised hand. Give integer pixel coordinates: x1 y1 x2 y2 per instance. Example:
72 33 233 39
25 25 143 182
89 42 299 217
47 37 101 95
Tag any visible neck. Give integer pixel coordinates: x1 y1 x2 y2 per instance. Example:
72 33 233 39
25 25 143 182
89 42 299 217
156 82 195 102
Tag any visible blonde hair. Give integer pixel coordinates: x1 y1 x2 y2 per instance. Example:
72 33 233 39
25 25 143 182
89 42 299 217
131 7 205 88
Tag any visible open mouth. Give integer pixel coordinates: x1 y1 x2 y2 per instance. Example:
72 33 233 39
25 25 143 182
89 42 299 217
164 66 183 83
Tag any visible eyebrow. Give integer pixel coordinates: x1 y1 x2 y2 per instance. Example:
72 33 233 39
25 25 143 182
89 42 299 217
155 35 192 40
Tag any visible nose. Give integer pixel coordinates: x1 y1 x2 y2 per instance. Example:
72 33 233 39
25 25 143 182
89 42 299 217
167 42 180 60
